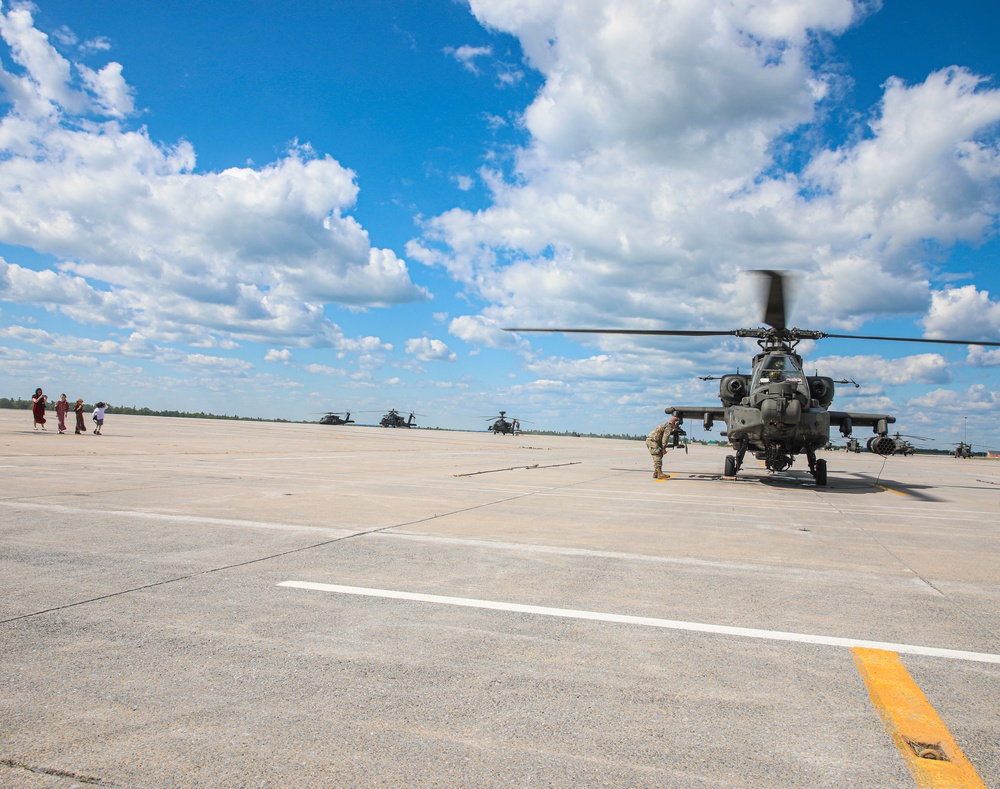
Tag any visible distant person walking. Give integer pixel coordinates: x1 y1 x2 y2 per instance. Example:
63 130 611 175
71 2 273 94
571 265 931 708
32 388 48 430
74 398 87 434
646 416 680 479
55 393 70 433
92 402 107 435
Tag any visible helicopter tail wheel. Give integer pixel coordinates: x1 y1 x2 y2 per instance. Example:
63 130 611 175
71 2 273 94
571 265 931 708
724 455 737 478
814 458 827 486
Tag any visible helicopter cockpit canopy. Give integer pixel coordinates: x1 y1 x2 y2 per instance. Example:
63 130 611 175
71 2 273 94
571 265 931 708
754 353 804 385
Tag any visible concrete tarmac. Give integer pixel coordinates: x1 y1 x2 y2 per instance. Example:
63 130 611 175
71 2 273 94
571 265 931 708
1 409 998 788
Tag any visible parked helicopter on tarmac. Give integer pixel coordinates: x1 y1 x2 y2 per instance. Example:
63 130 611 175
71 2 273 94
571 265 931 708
951 441 990 458
954 441 974 458
479 411 526 435
506 270 1000 486
380 409 419 428
316 411 355 426
952 419 985 457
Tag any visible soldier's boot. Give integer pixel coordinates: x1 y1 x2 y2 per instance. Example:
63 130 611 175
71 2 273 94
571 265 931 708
653 461 663 479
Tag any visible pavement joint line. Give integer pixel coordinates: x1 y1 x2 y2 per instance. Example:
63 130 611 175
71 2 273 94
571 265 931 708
4 496 938 592
799 495 1000 644
380 531 925 581
278 581 1000 665
0 484 584 624
4 499 986 587
454 461 581 477
851 647 989 788
0 500 348 532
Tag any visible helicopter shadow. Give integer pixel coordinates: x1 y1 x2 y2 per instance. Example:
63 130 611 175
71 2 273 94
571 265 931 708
616 467 944 500
713 470 944 501
768 470 944 501
841 472 945 502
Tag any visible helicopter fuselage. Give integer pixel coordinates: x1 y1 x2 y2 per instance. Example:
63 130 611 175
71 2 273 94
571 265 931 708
667 340 894 483
381 410 417 428
319 412 354 426
723 350 829 469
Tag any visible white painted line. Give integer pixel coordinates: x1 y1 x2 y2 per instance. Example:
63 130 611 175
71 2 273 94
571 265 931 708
378 531 918 580
278 581 1000 665
231 455 352 462
0 501 351 535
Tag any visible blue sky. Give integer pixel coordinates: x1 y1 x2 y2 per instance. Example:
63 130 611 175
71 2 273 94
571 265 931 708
2 0 1000 450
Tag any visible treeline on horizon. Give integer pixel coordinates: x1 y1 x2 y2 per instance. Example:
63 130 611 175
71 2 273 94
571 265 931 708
2 398 980 451
0 397 289 423
4 396 644 439
520 428 647 441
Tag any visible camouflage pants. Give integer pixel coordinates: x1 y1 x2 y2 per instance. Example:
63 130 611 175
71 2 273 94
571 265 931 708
646 438 664 459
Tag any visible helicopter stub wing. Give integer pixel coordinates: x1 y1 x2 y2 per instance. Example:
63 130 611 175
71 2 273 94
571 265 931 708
664 406 727 429
828 411 896 434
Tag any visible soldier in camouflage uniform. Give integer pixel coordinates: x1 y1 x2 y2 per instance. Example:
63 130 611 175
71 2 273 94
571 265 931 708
646 416 680 479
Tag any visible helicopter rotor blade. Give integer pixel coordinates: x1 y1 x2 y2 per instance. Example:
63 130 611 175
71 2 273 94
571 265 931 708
506 326 1000 346
505 264 1000 348
505 328 739 337
758 270 787 331
822 333 1000 347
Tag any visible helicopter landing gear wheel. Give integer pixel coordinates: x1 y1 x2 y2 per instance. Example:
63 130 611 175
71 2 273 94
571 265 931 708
814 458 827 487
724 455 737 478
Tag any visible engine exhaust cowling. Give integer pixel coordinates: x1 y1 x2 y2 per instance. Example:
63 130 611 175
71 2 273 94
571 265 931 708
719 374 750 406
808 376 835 408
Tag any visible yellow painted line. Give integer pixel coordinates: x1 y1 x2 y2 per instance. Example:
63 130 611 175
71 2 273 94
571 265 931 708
851 647 987 788
873 484 911 496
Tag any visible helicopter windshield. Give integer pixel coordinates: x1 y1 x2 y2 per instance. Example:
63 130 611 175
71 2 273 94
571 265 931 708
755 354 803 384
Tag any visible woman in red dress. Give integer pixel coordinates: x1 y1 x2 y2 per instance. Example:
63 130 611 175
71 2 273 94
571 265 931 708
32 388 48 430
74 398 87 434
55 393 70 433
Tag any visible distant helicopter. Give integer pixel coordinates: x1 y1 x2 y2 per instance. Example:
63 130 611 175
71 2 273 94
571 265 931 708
845 437 862 453
317 411 354 426
953 419 983 457
951 441 989 458
953 441 974 458
479 411 525 435
506 270 1000 485
380 409 418 428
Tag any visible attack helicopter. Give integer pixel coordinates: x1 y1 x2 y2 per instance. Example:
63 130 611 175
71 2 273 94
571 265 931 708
317 411 355 426
380 409 418 428
953 419 982 457
951 441 989 458
479 411 525 435
953 442 974 458
506 270 1000 486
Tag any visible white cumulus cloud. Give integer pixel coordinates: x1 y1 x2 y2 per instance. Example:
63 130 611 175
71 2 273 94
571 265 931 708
0 4 429 352
418 0 1000 347
405 337 457 362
